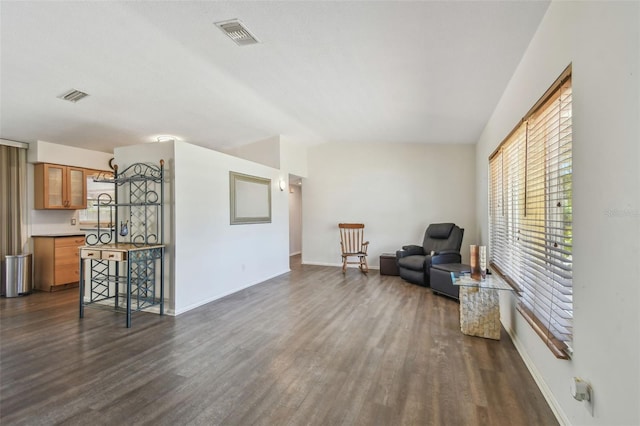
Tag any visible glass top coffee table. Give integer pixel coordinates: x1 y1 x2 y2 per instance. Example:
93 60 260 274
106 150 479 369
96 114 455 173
452 272 515 340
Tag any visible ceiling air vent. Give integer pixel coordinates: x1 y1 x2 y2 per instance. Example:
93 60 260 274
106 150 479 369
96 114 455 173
215 19 260 46
58 89 89 103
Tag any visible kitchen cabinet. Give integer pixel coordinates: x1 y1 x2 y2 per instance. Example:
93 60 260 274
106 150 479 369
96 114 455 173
33 235 85 291
34 163 86 209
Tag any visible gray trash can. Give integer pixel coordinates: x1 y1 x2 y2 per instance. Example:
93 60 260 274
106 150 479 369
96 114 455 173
2 254 32 297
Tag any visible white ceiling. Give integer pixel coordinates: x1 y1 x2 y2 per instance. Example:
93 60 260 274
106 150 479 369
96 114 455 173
0 1 549 153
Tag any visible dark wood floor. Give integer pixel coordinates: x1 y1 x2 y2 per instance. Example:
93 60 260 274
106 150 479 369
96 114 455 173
1 257 557 425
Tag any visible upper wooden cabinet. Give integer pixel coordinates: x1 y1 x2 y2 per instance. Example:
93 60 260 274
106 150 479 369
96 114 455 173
34 163 87 210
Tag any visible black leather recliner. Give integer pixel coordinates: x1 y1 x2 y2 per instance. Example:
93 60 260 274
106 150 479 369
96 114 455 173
396 223 464 287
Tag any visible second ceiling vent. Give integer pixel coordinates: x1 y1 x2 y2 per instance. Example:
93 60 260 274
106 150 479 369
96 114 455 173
58 89 89 103
215 19 260 46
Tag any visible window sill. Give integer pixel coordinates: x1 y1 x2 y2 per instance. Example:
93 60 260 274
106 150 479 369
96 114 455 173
516 303 571 360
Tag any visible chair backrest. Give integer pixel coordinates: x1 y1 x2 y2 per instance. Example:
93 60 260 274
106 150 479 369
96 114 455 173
339 223 365 253
422 223 464 253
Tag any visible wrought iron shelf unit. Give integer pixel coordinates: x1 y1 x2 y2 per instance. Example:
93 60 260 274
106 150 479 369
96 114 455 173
93 202 162 207
79 161 165 328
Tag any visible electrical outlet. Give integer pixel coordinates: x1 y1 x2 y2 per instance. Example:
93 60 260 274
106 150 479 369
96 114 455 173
570 377 591 401
71 218 76 226
571 377 594 416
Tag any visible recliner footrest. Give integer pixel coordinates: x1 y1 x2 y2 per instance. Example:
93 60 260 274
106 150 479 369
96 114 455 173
430 263 471 300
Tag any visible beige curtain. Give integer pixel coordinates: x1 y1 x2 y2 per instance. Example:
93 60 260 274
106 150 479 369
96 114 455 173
1 144 27 257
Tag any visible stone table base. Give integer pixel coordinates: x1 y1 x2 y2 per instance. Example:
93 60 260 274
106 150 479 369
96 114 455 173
459 286 500 340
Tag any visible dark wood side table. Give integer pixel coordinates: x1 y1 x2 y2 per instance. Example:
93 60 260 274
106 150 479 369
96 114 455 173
379 253 399 276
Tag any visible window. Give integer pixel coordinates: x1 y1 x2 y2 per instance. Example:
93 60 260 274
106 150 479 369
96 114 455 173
78 170 115 225
489 66 572 359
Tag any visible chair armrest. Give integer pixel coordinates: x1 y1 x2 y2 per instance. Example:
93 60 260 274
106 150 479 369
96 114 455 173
399 245 424 257
361 241 370 254
437 249 459 255
431 252 462 265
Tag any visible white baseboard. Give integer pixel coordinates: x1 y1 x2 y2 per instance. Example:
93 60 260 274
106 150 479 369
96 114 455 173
301 261 341 267
301 260 379 270
505 325 570 426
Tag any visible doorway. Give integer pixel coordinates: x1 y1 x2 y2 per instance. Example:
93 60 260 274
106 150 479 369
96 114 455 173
288 174 302 264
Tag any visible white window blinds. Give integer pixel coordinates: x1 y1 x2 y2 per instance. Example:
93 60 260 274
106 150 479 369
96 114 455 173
489 66 573 359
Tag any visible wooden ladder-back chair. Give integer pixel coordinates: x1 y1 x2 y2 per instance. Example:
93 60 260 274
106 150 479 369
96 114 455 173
339 223 369 274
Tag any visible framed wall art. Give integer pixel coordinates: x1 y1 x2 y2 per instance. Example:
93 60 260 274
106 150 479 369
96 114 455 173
229 171 272 225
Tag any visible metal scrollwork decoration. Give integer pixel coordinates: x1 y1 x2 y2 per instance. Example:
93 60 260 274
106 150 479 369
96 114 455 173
84 161 164 247
85 192 115 246
115 160 164 247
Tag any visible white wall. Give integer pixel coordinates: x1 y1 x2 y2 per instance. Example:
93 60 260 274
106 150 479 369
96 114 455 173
172 141 290 314
115 140 290 315
289 183 302 255
280 136 309 178
222 135 310 180
28 140 113 170
303 142 476 268
475 2 640 425
221 136 281 169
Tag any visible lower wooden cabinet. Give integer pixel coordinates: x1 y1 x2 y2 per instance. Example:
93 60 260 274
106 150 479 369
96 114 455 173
33 235 85 291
